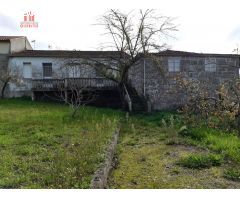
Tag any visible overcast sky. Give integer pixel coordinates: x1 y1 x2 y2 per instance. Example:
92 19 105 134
0 0 240 53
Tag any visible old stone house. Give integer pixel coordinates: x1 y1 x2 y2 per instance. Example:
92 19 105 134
1 36 239 111
129 50 240 110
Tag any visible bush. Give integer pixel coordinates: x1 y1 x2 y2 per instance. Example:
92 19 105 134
224 169 240 182
178 154 223 169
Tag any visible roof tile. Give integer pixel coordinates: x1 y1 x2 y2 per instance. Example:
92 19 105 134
152 50 239 58
10 50 128 58
0 36 24 41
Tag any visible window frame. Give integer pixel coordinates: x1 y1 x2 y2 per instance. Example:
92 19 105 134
23 62 32 79
168 57 181 72
42 63 53 78
205 58 217 72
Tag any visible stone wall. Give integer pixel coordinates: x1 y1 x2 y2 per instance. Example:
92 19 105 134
129 56 239 111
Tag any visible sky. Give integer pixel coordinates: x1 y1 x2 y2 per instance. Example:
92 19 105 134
0 0 240 54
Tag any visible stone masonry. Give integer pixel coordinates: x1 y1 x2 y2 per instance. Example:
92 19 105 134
129 51 239 111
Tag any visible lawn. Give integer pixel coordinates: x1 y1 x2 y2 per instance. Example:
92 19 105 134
1 99 240 189
108 112 240 189
0 98 121 188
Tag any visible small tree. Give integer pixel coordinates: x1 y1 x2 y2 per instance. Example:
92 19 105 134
58 59 96 118
0 65 22 99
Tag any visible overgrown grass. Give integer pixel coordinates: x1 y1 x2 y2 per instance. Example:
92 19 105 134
177 126 240 163
224 169 240 182
178 154 223 169
0 98 122 188
109 111 240 188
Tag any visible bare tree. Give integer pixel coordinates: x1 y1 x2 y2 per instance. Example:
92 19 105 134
87 9 177 107
0 65 22 99
56 59 96 118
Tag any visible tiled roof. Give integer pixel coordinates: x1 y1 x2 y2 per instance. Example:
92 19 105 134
9 49 239 59
152 50 240 58
0 36 25 41
9 50 128 58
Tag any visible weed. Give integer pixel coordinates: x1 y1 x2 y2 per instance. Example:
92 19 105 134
178 127 207 141
170 168 180 175
178 154 223 169
224 169 240 182
0 98 122 188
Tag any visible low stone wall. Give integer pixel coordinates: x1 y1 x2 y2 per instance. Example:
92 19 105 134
90 129 119 189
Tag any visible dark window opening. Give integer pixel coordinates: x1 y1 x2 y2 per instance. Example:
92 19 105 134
43 63 52 78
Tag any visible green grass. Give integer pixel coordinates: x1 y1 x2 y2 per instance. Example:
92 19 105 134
178 127 207 141
179 127 240 163
224 169 240 182
108 112 240 188
0 98 122 188
178 154 223 169
2 100 240 188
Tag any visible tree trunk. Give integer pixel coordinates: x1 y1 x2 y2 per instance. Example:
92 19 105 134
1 81 8 99
236 108 240 136
118 82 126 110
118 78 132 111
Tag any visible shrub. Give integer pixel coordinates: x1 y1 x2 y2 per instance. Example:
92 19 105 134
224 169 240 182
178 154 223 169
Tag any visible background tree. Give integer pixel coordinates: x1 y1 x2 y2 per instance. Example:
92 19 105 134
0 65 22 99
88 9 177 103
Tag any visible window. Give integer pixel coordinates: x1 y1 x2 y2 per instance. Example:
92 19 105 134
168 57 181 72
42 63 52 78
205 58 216 72
23 62 32 78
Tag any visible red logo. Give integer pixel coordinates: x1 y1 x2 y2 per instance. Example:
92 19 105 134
20 11 38 28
